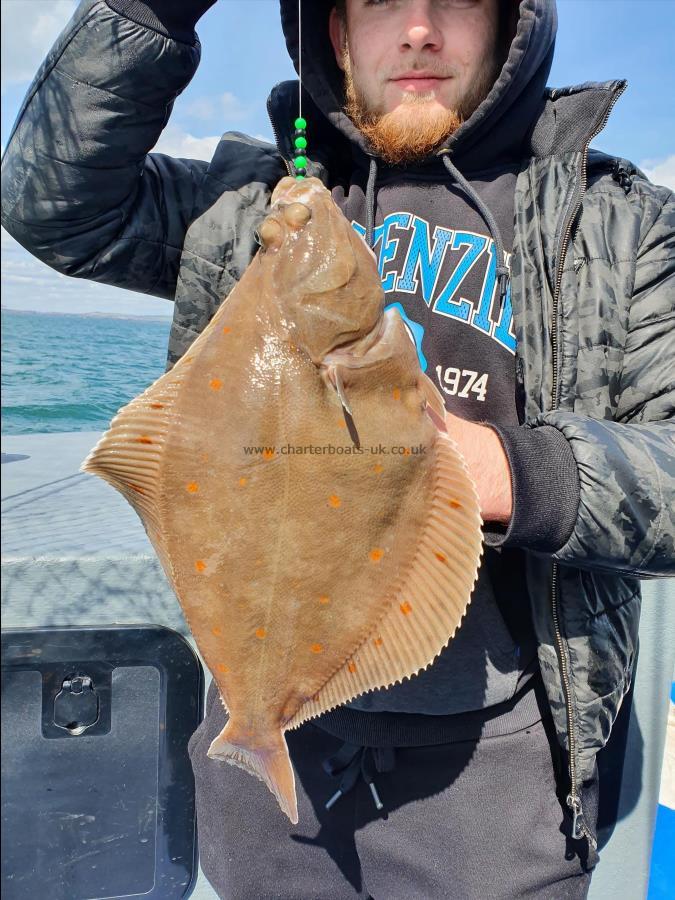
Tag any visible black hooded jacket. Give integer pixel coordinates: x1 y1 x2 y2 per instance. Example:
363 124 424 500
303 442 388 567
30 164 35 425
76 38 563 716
1 0 673 854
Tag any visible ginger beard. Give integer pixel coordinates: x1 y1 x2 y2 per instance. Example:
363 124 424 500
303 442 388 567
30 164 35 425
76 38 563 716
341 42 501 167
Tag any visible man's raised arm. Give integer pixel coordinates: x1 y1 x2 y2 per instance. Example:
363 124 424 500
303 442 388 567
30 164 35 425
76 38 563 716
1 0 216 301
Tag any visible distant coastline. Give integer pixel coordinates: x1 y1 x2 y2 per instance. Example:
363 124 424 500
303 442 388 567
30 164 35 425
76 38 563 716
1 305 172 323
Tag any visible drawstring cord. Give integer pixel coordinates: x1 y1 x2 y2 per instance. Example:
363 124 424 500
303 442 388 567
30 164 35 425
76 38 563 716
363 152 510 309
322 741 396 813
365 156 378 249
440 153 510 307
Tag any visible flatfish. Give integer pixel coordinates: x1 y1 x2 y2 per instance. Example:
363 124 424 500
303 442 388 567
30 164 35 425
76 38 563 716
82 176 482 823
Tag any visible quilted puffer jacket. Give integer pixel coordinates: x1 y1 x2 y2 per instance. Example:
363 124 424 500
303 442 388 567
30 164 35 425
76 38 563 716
2 0 673 854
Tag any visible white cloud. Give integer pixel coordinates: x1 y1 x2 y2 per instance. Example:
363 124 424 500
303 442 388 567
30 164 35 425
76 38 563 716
220 91 250 121
183 97 218 121
151 124 220 160
1 0 76 89
1 227 173 317
640 154 675 192
184 91 250 123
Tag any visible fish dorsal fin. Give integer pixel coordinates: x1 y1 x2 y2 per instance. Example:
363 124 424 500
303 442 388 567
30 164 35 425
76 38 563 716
284 433 483 731
79 356 192 574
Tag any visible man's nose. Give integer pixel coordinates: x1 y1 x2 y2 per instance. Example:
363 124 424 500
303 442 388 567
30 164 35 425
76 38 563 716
399 0 443 52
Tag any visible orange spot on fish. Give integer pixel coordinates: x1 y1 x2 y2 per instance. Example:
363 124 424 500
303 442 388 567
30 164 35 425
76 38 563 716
150 403 164 409
262 448 275 460
369 548 384 562
136 435 153 444
449 499 462 509
392 387 401 400
186 482 199 493
310 643 323 654
400 601 413 616
348 661 357 674
319 595 330 605
373 463 384 474
238 476 248 486
201 453 209 463
195 560 206 573
216 663 229 673
212 626 222 637
435 551 448 564
222 326 232 335
328 494 341 508
337 419 346 429
255 627 267 640
373 637 384 648
210 378 223 391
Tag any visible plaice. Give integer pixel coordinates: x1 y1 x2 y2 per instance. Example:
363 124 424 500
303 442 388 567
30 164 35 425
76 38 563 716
81 176 483 824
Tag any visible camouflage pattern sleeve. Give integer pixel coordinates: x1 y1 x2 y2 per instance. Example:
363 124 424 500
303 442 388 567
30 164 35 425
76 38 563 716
534 188 675 576
0 0 204 301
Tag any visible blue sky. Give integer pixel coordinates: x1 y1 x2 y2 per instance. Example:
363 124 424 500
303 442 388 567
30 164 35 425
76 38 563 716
1 0 673 316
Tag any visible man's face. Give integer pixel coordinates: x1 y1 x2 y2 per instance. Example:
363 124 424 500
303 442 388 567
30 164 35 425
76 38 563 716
329 0 502 165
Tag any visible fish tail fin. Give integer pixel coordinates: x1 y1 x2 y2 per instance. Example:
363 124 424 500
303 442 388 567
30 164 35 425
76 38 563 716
207 722 298 824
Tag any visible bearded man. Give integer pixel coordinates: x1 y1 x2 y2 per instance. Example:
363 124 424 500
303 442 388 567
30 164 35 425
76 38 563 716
2 1 673 898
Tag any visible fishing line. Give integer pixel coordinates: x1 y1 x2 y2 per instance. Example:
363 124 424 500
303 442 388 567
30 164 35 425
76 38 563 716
293 0 308 179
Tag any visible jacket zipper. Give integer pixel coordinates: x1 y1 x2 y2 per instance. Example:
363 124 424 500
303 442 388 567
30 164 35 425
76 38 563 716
266 92 293 177
549 81 626 850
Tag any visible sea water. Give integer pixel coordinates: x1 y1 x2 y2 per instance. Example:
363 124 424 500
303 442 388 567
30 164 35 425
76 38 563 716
1 309 172 435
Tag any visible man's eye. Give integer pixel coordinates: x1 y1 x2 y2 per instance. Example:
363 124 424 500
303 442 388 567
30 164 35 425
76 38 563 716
363 0 478 6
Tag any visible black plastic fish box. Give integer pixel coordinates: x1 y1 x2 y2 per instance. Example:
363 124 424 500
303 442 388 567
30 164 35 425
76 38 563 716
1 625 204 900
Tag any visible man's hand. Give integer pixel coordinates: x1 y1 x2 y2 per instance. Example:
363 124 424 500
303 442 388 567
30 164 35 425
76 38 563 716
444 412 513 526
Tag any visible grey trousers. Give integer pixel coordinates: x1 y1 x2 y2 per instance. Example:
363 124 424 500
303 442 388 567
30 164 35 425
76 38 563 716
188 682 597 900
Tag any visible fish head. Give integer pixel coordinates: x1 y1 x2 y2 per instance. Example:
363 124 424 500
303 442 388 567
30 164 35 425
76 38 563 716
255 176 384 363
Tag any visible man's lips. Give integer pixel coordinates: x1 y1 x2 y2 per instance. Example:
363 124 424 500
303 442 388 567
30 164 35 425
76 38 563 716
390 74 450 90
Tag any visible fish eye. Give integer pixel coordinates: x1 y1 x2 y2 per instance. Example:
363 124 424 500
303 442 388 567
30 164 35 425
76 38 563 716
282 202 312 228
258 217 284 250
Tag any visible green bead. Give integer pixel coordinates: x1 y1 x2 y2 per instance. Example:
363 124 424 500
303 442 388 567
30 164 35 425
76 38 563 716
294 155 307 169
295 174 306 180
294 135 308 149
294 116 307 130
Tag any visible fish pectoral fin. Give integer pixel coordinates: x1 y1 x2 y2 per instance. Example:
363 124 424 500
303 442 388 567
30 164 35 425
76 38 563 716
326 363 352 415
207 720 298 824
421 374 447 430
337 366 353 416
325 363 360 449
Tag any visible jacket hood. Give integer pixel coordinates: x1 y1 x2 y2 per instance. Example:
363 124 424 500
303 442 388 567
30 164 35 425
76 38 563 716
279 0 557 172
